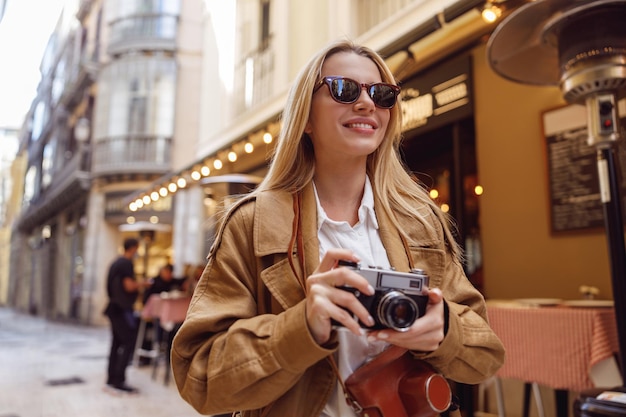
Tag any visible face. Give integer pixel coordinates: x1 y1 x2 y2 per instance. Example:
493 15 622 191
161 268 173 281
305 52 391 166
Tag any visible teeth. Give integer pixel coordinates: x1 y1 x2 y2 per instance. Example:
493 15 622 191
346 123 374 129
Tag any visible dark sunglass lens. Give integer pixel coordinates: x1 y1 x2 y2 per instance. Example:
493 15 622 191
370 85 397 108
330 78 360 103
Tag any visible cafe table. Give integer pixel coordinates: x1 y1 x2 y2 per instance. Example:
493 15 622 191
485 299 621 417
133 292 192 384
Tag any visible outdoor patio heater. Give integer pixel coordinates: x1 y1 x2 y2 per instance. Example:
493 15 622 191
487 0 626 412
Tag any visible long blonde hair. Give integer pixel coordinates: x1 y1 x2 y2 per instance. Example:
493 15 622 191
253 39 462 261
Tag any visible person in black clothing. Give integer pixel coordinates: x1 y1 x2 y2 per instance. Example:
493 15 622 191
104 237 149 394
142 263 187 304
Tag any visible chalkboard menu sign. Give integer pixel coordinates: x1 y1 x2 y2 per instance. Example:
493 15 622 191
543 103 626 233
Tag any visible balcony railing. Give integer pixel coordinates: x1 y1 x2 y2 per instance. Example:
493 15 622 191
92 135 172 176
108 15 178 55
355 0 417 36
16 151 90 232
233 44 275 115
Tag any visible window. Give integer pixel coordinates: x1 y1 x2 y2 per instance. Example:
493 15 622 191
95 55 176 140
260 0 271 50
31 102 48 142
23 166 37 206
41 142 56 189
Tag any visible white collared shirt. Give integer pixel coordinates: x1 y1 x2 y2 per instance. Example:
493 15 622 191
314 177 391 417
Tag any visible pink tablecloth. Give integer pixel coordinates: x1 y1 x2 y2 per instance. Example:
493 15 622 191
487 304 619 392
142 293 191 331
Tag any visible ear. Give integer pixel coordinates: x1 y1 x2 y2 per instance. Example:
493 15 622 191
304 120 312 135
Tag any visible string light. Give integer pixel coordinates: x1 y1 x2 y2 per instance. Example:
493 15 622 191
481 2 501 23
127 120 280 210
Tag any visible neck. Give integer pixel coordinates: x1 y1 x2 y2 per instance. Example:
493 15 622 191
314 169 367 226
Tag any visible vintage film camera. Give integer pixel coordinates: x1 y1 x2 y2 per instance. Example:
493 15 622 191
336 260 430 332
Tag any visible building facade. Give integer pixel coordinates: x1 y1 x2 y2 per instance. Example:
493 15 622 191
8 0 204 325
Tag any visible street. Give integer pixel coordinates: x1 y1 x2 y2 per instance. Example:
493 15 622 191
0 307 201 417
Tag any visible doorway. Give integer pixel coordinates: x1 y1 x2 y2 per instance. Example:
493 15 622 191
401 117 483 291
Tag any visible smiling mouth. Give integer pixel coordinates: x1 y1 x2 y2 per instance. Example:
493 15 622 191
345 122 375 130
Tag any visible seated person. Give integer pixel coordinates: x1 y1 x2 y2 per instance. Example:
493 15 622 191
142 263 187 304
140 264 187 362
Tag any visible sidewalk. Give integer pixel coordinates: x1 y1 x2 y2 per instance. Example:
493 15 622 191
0 307 201 417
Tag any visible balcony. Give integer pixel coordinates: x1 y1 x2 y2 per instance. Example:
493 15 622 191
355 0 417 36
16 151 90 232
59 56 97 110
91 135 171 176
108 15 178 56
233 45 275 115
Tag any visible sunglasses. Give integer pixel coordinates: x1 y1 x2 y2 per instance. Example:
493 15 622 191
314 76 401 109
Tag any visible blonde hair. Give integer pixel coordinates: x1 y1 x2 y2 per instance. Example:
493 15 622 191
253 39 462 260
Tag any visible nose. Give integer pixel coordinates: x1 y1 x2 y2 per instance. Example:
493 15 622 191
354 87 376 111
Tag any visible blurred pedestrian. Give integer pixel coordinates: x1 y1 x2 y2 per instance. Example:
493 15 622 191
103 237 149 394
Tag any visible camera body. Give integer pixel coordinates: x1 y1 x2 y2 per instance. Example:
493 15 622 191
337 260 430 332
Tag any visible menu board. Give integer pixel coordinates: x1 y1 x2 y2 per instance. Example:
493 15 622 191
543 103 626 233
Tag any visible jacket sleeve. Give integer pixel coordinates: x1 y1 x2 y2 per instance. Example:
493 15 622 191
170 201 334 415
414 249 505 384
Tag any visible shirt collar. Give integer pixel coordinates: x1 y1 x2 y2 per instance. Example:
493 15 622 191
313 176 379 232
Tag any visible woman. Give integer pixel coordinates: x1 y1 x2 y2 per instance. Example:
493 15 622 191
171 40 505 417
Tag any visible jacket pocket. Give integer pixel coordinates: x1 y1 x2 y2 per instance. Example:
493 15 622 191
260 257 305 311
407 247 446 288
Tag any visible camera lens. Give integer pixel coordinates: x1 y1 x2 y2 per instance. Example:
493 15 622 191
377 291 419 332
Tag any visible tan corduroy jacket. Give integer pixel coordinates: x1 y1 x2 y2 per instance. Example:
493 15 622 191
171 183 505 417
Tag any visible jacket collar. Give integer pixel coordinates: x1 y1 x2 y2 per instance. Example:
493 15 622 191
253 182 435 274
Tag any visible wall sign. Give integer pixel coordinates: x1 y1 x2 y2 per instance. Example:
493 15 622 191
542 103 626 233
401 54 473 135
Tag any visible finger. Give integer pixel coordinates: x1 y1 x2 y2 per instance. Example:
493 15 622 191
317 248 360 273
331 286 375 329
306 287 366 340
307 267 374 298
428 287 443 304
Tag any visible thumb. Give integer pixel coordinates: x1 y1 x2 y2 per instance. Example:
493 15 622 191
428 287 443 304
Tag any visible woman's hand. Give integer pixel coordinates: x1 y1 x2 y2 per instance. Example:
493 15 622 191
305 249 375 345
366 288 445 352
